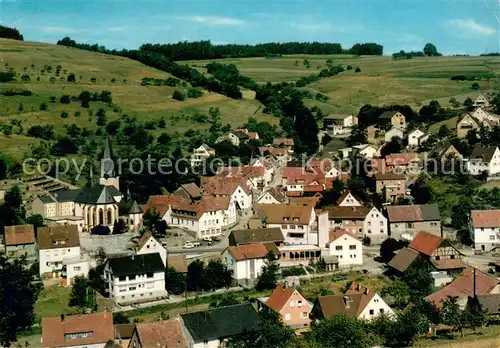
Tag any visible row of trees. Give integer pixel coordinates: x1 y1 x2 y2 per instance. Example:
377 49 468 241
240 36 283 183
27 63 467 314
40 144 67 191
139 41 383 61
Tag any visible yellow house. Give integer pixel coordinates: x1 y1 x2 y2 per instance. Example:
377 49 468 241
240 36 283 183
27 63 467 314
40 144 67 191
379 111 407 130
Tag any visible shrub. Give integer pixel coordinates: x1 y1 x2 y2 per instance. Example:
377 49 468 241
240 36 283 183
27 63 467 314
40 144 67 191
49 77 56 82
187 88 203 98
60 95 71 104
20 74 30 81
74 111 81 117
0 89 32 96
49 96 56 103
67 73 76 82
346 65 353 70
355 67 361 73
172 90 186 101
111 78 116 83
0 71 15 82
61 111 69 118
90 77 97 83
39 103 47 111
471 82 480 90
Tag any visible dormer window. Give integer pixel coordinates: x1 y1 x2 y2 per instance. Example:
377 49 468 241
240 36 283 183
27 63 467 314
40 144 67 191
283 217 289 222
293 217 299 222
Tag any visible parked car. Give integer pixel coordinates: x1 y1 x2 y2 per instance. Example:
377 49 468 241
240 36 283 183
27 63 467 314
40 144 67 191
202 237 212 242
182 242 195 249
190 241 201 247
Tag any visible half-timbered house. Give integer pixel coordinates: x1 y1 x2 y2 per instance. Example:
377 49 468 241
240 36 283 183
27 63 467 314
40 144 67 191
388 231 465 276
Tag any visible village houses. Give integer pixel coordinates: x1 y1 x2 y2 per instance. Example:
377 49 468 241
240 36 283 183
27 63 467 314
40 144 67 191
325 228 363 267
408 129 429 148
41 312 114 348
323 114 358 136
326 205 388 244
190 143 216 167
385 204 441 240
129 320 188 348
216 128 259 146
259 284 313 329
467 145 500 177
3 224 36 258
378 111 407 130
104 253 166 305
313 282 395 321
469 209 500 252
202 176 253 211
384 127 404 142
375 173 406 202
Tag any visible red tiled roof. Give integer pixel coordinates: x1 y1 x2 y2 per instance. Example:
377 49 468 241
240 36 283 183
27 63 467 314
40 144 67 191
135 319 188 348
471 209 500 228
328 228 350 243
385 153 419 166
201 176 251 195
426 267 499 307
256 203 314 225
4 224 35 246
217 166 265 179
408 231 443 256
42 312 114 347
226 243 269 261
145 195 183 217
235 128 259 140
170 196 231 220
265 285 296 312
326 205 372 219
273 138 294 147
430 258 467 271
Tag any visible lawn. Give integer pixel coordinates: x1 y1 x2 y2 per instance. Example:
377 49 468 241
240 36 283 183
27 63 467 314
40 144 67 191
34 285 72 320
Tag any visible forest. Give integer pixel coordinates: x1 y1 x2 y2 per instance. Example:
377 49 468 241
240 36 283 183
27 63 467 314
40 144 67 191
0 25 23 41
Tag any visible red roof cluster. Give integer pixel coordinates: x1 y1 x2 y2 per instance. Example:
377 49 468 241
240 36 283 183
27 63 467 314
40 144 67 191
408 231 443 256
226 244 270 261
201 176 251 195
385 153 419 166
471 209 500 228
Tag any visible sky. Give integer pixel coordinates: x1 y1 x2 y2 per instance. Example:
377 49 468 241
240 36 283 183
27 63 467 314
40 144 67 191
1 0 500 55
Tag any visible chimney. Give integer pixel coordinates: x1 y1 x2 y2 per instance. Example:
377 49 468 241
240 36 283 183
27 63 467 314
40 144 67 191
343 296 351 308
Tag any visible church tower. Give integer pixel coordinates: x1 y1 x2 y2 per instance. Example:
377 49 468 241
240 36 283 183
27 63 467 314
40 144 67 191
99 136 120 190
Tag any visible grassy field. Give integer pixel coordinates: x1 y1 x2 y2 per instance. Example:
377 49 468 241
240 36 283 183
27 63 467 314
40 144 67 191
2 38 500 158
184 55 500 115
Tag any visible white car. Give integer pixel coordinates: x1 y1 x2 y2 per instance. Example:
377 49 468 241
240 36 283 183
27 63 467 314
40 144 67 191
182 242 195 249
202 237 212 242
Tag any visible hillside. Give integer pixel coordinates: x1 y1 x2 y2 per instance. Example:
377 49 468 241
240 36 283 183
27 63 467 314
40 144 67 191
0 39 273 158
1 38 500 159
183 54 500 115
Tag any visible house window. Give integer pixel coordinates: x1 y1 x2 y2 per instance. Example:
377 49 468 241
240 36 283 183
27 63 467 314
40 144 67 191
380 308 384 314
118 276 126 282
129 275 136 280
349 245 356 250
374 299 379 303
335 246 342 251
300 312 308 319
450 255 455 259
129 286 136 291
74 266 81 272
435 256 440 260
281 225 288 229
407 223 414 228
489 235 495 240
203 340 209 346
147 272 154 278
369 309 374 315
298 300 303 307
284 313 291 321
290 301 295 307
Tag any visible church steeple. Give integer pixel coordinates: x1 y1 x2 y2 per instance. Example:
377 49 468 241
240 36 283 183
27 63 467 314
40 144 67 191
88 163 98 187
101 135 115 179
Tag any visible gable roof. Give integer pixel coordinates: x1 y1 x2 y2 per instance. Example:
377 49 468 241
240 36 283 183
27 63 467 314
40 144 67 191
42 312 114 347
256 203 313 225
262 187 286 203
326 205 372 219
327 228 356 244
471 209 500 228
475 294 500 315
136 231 163 252
180 303 260 342
4 224 35 246
134 319 187 348
470 145 498 163
386 204 441 223
426 267 500 306
226 244 270 261
336 191 362 206
107 253 164 277
316 292 375 319
380 110 402 119
265 285 300 312
175 183 202 200
145 195 183 217
170 196 231 220
37 225 80 250
52 189 81 203
387 247 420 273
408 231 443 256
201 176 251 196
229 228 284 245
76 184 117 204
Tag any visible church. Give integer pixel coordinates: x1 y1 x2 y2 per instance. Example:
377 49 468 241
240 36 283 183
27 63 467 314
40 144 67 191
31 137 143 233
